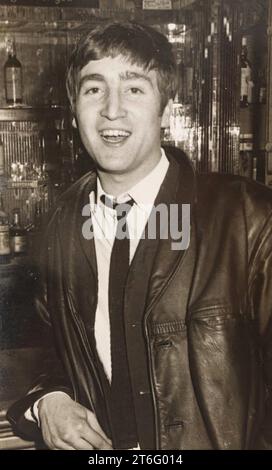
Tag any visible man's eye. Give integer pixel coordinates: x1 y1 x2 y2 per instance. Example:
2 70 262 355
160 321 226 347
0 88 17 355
85 87 101 95
129 87 143 94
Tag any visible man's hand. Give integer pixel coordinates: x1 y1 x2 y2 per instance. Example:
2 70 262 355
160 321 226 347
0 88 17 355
38 393 112 450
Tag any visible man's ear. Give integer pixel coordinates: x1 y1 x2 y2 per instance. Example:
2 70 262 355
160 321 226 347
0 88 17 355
72 116 77 128
161 99 173 128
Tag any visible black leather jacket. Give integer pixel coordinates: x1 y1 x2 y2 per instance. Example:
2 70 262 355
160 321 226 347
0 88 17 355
8 149 272 449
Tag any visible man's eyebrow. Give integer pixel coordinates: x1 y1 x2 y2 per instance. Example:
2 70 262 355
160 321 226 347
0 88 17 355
78 73 105 90
78 71 153 91
120 71 152 85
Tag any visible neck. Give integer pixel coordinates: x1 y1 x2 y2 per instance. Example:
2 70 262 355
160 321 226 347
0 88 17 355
97 151 162 197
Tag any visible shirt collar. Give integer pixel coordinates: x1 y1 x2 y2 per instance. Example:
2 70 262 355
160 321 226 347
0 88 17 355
90 148 169 215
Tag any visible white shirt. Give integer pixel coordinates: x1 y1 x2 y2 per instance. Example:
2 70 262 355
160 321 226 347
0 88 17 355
90 149 169 382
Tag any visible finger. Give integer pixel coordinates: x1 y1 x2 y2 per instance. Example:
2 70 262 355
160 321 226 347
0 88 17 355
55 417 111 450
85 410 112 445
45 437 78 450
53 443 76 450
54 439 94 450
72 439 95 450
79 420 113 450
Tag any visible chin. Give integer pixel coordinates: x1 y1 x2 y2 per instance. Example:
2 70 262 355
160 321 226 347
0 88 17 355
97 161 128 174
102 156 131 170
104 166 129 175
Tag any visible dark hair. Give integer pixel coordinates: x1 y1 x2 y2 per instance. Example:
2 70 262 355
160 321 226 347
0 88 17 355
66 22 177 113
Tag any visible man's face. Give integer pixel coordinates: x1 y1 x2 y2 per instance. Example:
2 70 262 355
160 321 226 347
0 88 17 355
74 55 163 182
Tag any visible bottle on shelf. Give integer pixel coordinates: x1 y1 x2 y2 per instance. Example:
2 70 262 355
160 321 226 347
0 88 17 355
0 139 4 177
25 199 31 231
184 43 194 106
239 133 254 179
33 200 43 232
0 139 7 192
26 200 43 256
253 156 257 181
4 38 23 106
10 208 27 257
240 37 253 108
258 68 267 105
0 193 11 264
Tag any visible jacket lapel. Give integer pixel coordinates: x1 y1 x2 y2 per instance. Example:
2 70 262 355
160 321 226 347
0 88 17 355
125 150 197 319
145 151 196 314
75 171 98 280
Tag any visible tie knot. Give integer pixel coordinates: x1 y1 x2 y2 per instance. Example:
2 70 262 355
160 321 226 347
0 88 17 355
100 195 134 221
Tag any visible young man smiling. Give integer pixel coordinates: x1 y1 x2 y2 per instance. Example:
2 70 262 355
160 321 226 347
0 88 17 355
8 22 272 451
74 55 163 195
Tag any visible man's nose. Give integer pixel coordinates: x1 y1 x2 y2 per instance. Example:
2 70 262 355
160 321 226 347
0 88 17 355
100 90 126 120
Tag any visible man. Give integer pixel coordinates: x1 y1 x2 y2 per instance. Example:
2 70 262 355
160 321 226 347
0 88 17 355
8 22 272 450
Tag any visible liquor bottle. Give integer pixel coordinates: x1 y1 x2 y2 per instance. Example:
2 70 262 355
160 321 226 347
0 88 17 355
239 133 254 179
26 200 43 256
0 193 11 264
10 208 27 256
252 156 257 181
4 39 23 106
0 139 4 177
0 139 6 191
184 57 194 105
240 37 252 108
33 200 43 232
258 68 266 104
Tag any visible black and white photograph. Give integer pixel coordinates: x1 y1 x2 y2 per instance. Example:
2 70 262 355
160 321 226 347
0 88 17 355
0 0 272 462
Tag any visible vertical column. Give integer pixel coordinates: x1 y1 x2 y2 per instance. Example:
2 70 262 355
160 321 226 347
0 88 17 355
198 0 240 173
209 0 220 172
265 0 272 187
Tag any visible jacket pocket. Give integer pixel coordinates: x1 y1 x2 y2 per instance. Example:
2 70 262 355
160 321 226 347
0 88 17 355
188 303 258 449
189 303 245 332
150 320 187 348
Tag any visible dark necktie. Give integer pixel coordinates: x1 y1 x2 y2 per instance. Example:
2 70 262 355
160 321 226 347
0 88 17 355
101 195 138 449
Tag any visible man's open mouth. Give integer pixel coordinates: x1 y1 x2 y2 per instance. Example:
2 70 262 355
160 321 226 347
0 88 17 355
99 129 131 144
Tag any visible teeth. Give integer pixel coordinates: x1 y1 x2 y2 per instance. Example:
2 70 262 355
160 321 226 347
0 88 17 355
100 129 130 137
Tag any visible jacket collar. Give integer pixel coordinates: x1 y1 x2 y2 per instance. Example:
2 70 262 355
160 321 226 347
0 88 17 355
76 147 197 289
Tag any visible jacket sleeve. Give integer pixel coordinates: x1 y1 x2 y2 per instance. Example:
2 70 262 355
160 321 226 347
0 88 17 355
248 209 272 449
7 205 75 442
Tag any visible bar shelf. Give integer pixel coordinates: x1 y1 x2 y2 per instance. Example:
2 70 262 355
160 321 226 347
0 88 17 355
0 106 63 122
7 180 47 189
